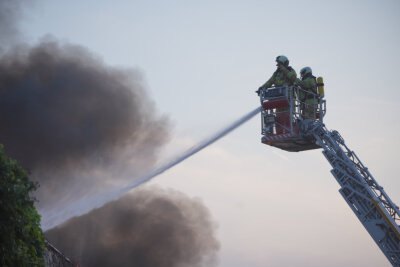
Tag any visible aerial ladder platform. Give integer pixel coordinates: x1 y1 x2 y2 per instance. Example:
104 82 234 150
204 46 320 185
258 85 400 266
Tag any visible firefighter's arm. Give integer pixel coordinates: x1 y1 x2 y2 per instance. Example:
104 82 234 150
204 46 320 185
296 78 311 88
261 73 276 89
257 74 274 95
287 69 297 84
295 78 304 87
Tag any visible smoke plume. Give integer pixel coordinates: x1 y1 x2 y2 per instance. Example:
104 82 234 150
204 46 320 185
0 0 172 213
0 37 169 208
0 1 220 265
0 38 167 169
45 186 219 267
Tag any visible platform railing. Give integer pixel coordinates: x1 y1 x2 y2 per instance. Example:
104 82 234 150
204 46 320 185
260 86 326 136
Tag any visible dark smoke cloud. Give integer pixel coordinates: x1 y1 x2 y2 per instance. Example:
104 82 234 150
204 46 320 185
45 186 219 267
0 37 170 208
0 38 167 171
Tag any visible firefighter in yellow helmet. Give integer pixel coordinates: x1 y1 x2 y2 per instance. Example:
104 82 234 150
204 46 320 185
295 66 317 119
257 55 297 134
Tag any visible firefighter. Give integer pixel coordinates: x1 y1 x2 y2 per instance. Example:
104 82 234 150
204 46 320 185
295 66 317 119
257 55 297 91
257 55 297 134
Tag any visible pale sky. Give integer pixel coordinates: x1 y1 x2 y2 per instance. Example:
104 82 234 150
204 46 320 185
21 1 400 266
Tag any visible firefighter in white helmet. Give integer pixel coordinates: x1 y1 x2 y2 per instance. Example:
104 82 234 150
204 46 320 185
257 55 297 134
258 55 297 91
295 66 317 119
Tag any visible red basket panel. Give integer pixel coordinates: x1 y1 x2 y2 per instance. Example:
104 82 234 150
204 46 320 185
262 98 289 110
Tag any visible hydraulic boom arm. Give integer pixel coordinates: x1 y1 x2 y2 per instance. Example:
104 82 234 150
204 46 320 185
303 121 400 266
258 85 399 265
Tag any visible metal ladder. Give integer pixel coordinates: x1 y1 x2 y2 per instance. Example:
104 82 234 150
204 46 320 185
303 121 400 266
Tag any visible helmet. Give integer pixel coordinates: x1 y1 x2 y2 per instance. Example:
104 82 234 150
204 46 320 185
300 66 312 77
276 55 289 66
